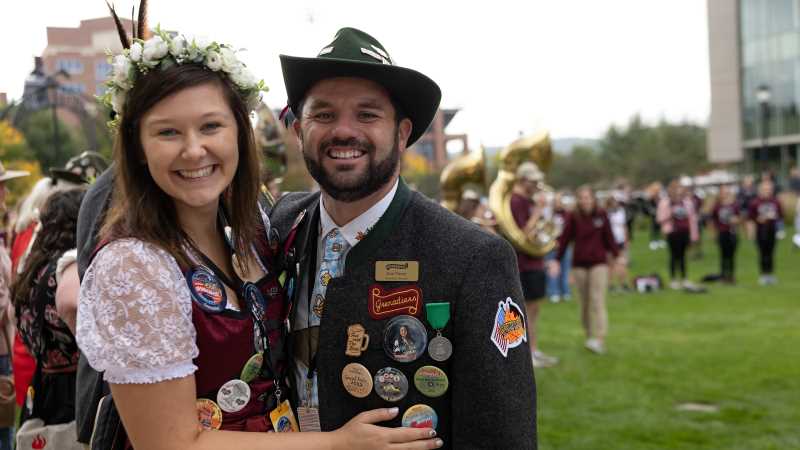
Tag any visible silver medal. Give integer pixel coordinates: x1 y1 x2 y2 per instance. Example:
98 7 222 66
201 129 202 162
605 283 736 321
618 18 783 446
428 335 453 362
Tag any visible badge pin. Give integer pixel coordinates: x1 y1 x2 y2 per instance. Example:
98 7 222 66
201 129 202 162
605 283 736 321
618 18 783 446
217 379 251 413
490 297 527 357
402 404 438 430
187 266 227 313
414 366 449 398
196 398 223 430
240 352 263 383
341 363 373 398
373 367 409 402
427 335 453 362
375 261 420 282
243 282 267 319
368 285 422 320
345 324 370 357
383 315 428 363
298 406 322 432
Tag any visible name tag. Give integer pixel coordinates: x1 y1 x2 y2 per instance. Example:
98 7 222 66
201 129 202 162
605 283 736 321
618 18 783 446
375 261 419 282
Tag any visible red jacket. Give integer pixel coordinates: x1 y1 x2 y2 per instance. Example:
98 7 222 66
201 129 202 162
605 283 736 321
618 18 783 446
557 209 619 268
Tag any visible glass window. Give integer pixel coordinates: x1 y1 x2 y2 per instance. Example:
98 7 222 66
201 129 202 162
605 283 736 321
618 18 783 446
56 59 84 75
95 61 112 80
60 83 86 94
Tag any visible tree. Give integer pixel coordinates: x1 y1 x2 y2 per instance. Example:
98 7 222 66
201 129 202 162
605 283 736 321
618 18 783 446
17 109 82 171
548 145 607 189
0 121 44 208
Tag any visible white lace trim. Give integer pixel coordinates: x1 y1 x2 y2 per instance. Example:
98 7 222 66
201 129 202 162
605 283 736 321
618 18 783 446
104 361 198 385
76 238 199 382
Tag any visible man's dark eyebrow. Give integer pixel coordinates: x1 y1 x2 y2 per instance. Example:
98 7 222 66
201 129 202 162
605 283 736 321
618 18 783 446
357 99 385 109
306 99 333 111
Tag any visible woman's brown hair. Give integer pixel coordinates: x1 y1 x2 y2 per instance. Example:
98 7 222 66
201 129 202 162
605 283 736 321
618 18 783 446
101 63 262 270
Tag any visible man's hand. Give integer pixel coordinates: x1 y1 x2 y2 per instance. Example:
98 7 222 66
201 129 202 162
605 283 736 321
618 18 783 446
547 259 560 278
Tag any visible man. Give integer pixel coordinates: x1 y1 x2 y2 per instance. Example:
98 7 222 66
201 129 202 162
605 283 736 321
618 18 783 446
509 162 558 367
747 179 783 285
271 28 536 448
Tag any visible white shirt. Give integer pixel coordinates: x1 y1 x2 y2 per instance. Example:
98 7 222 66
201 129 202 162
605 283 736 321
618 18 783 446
293 179 398 407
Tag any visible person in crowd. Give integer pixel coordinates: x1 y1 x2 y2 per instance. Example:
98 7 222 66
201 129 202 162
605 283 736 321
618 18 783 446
455 189 497 234
0 162 29 449
510 163 558 367
620 183 638 243
690 186 706 260
747 180 784 285
270 27 536 447
737 175 757 213
789 167 800 194
645 182 665 250
12 188 85 432
75 13 438 450
606 195 630 293
550 186 620 354
547 191 572 302
657 180 699 290
710 185 741 284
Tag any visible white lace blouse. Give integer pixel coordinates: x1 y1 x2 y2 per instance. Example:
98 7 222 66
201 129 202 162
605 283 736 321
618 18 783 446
76 238 199 384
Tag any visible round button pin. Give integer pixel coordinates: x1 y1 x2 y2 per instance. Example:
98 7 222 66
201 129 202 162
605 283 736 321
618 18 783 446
427 335 453 362
341 363 373 398
413 366 449 398
402 404 438 430
383 315 428 363
240 352 263 383
373 367 409 402
187 266 227 313
217 379 251 413
196 398 223 430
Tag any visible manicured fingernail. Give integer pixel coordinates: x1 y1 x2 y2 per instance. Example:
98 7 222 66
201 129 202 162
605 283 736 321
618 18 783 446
388 407 399 414
429 430 437 437
435 439 444 447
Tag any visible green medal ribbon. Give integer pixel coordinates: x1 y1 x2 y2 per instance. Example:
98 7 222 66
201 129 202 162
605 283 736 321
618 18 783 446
425 302 450 330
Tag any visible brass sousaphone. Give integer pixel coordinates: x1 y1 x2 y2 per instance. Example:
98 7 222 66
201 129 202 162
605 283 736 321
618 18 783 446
439 147 487 211
488 131 558 257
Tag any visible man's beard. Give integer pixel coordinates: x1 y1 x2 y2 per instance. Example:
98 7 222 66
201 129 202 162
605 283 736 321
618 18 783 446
303 133 400 203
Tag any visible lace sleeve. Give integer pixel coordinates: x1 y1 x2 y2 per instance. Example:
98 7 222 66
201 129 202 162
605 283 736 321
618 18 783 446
76 238 198 384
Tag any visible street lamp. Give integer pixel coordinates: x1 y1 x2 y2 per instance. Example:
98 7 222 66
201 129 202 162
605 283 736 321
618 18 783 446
756 84 771 174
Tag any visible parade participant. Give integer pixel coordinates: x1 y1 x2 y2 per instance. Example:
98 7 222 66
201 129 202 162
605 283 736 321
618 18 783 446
550 186 619 354
508 162 557 367
75 10 436 449
454 189 496 234
657 180 698 289
0 162 29 449
12 188 84 434
606 194 630 293
747 180 783 285
272 27 536 448
547 191 572 302
710 186 741 284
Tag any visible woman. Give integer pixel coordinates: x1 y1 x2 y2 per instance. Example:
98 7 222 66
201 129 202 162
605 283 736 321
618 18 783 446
12 188 85 430
657 180 699 289
747 179 783 285
75 12 439 450
710 186 740 284
605 195 629 293
546 192 572 302
551 186 620 354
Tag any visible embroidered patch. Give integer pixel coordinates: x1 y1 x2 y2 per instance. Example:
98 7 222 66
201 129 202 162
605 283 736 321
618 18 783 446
490 297 527 357
368 285 422 319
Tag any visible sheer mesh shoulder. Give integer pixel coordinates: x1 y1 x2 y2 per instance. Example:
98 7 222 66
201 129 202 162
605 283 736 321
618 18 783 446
76 238 198 384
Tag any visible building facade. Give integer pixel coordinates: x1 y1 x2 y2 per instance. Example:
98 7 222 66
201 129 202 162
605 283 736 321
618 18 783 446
707 0 800 176
411 108 468 170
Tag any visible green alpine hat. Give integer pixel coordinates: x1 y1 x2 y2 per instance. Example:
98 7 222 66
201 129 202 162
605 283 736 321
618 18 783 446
280 27 442 146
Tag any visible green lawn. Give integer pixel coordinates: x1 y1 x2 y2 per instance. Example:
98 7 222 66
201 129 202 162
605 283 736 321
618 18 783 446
536 226 800 450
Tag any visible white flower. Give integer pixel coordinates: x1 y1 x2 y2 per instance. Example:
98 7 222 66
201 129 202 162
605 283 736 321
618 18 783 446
129 42 143 62
185 35 211 62
230 66 256 88
111 89 127 114
205 50 222 71
219 47 239 72
111 55 132 89
142 36 169 67
169 35 186 58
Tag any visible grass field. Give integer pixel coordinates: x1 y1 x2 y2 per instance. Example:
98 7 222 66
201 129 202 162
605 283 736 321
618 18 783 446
535 226 799 450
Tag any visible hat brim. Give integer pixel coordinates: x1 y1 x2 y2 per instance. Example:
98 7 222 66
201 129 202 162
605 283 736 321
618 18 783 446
0 170 30 182
49 169 87 185
280 55 442 146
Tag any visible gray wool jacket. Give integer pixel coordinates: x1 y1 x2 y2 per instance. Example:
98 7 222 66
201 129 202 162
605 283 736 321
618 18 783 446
270 179 537 449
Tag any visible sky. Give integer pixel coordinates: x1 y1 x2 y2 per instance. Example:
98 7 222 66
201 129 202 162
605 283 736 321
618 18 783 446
0 0 710 148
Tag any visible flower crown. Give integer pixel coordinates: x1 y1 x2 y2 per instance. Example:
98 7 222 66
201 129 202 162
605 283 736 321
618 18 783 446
100 26 267 128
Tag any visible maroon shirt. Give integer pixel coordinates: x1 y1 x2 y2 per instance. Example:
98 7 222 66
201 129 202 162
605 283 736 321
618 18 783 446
711 202 739 234
748 197 784 233
670 200 691 233
557 208 619 268
510 192 544 271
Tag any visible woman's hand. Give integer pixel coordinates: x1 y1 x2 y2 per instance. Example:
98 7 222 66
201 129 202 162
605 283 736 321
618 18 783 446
331 408 443 450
